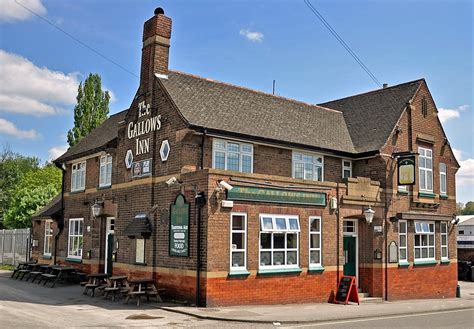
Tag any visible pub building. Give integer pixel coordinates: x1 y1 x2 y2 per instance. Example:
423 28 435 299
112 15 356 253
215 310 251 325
31 7 459 306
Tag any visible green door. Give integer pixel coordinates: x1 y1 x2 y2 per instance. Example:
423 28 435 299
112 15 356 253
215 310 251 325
106 234 114 274
343 236 356 276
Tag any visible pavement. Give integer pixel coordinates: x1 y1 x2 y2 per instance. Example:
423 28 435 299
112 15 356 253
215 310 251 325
1 269 473 327
159 281 474 324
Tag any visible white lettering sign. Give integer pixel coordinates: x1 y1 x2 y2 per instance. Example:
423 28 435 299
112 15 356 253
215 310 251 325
127 101 162 156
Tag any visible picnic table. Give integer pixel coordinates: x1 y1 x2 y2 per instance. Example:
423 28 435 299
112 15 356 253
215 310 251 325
11 261 37 279
83 273 109 297
125 278 162 306
39 266 78 288
103 275 128 301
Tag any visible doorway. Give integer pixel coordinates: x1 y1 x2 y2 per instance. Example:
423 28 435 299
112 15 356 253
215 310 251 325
104 217 115 274
343 220 358 280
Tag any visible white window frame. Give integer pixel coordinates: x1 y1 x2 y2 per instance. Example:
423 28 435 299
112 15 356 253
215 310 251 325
99 155 113 187
441 222 448 260
67 218 83 259
44 220 53 257
342 159 352 179
135 238 145 264
398 220 408 263
309 216 322 268
292 151 324 181
439 163 447 195
418 147 433 192
259 214 300 270
71 161 86 192
414 221 435 261
230 213 247 272
212 138 253 173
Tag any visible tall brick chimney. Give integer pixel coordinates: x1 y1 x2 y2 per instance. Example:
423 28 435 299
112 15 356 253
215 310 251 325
140 7 172 92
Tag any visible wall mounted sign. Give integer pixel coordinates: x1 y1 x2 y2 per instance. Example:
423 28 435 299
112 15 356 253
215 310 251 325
127 101 162 156
132 158 152 178
389 241 398 263
159 140 170 162
170 194 190 257
373 225 383 234
397 155 416 186
125 150 133 169
227 186 326 206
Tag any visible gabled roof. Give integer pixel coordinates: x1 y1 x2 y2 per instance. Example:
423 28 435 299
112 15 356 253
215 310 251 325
55 109 128 163
158 71 357 154
31 194 61 221
319 79 424 153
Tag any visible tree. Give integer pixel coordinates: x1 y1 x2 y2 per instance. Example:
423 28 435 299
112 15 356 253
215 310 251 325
67 73 110 146
459 201 474 215
0 145 39 224
3 164 61 228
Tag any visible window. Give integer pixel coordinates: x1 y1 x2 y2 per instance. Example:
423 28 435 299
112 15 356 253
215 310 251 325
44 220 53 256
67 218 83 259
259 215 300 269
343 221 355 234
230 213 247 271
99 155 112 187
309 217 322 267
440 163 447 195
421 97 428 118
213 139 253 173
342 160 352 179
414 221 435 261
135 239 145 264
71 161 86 192
398 220 407 263
398 185 408 193
418 147 433 192
441 222 448 260
458 230 465 235
293 151 324 181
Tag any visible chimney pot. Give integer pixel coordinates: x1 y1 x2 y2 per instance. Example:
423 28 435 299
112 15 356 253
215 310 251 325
154 7 164 16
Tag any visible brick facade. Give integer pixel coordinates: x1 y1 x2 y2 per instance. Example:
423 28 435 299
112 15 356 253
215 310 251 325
31 8 459 307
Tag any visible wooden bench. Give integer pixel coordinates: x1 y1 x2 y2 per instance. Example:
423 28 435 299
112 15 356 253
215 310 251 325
125 291 147 307
40 273 57 287
103 287 120 301
18 269 31 280
83 284 99 297
26 271 43 282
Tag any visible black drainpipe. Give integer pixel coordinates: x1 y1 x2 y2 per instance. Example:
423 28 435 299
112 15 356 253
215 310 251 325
54 163 66 265
336 183 340 287
195 201 202 306
199 128 207 170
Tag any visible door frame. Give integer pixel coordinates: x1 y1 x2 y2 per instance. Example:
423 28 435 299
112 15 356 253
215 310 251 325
104 217 115 274
343 219 358 285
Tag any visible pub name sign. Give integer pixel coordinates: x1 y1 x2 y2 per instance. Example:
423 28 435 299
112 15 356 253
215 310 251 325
128 101 162 156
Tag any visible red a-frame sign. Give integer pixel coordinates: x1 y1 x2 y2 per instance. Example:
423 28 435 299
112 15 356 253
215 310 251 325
334 276 360 305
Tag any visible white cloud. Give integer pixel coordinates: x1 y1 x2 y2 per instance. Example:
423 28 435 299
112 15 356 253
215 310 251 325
438 104 469 123
457 158 474 187
0 0 46 23
0 49 79 116
453 148 464 161
239 29 264 42
0 118 39 139
48 144 68 161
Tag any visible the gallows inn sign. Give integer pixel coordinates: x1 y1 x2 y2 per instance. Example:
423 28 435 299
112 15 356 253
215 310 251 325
128 101 162 155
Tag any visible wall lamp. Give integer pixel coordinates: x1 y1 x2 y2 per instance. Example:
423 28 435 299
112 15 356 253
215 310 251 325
91 200 103 218
364 206 375 224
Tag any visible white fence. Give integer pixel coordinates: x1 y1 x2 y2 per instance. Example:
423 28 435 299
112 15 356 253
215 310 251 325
0 229 31 265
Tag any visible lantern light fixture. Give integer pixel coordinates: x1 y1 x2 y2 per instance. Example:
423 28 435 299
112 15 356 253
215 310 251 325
364 206 375 224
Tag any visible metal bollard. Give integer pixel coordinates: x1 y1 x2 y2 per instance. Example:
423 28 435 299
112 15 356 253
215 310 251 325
456 284 461 298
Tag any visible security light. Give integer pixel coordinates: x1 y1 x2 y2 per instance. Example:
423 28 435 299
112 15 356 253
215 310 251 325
218 180 233 191
166 176 179 186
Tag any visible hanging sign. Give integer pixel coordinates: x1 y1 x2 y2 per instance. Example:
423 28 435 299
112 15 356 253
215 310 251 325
170 194 190 256
227 186 326 206
397 155 416 186
334 276 360 305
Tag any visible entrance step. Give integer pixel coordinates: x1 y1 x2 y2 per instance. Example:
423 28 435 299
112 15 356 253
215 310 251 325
359 297 384 303
358 292 369 298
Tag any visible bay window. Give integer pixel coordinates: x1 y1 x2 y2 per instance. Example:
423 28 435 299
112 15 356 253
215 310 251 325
414 221 435 261
230 213 247 272
293 151 324 181
213 139 253 173
71 161 86 192
259 215 300 269
67 218 83 259
418 147 433 192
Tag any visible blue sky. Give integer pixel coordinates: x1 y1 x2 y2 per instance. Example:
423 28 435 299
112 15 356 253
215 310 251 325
0 0 472 203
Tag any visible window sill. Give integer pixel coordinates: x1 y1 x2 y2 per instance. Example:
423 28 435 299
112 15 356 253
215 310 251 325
70 189 85 194
308 266 325 273
65 257 82 263
418 191 436 198
397 190 409 195
257 268 302 276
440 259 450 264
228 270 250 277
440 194 448 200
133 262 147 266
413 259 437 266
398 261 410 267
42 255 52 260
98 185 112 190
